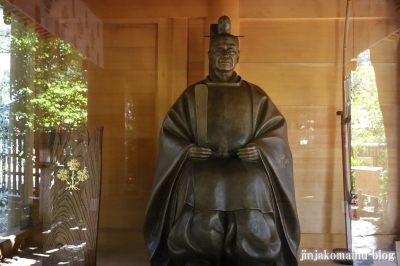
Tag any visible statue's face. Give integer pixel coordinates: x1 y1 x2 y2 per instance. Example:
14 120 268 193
209 37 240 73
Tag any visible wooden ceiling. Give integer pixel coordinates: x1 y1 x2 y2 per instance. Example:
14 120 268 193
81 0 399 21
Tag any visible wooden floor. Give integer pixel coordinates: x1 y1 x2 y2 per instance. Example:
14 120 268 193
2 230 397 265
96 230 148 266
95 230 398 266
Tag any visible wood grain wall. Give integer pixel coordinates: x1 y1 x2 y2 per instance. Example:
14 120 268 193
87 23 157 253
83 0 400 259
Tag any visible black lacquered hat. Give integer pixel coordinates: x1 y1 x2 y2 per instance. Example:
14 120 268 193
206 16 244 39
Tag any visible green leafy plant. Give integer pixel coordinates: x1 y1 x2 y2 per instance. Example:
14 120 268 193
9 22 87 130
350 49 388 197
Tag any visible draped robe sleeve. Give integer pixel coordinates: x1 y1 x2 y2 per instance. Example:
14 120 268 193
144 79 300 266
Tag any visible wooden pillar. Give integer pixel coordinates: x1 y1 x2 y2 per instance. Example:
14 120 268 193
205 0 240 75
156 19 173 136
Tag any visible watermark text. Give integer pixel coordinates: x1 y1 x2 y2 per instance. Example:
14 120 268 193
299 249 396 262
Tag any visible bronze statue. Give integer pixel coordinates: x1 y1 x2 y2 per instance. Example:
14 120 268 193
144 16 300 266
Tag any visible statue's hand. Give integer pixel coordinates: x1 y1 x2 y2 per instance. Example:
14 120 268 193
189 146 212 160
237 146 260 162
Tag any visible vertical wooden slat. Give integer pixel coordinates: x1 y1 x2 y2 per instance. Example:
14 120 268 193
156 18 173 139
171 17 188 101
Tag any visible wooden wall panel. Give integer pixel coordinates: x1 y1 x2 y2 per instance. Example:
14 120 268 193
353 18 400 57
172 18 188 102
156 19 173 134
104 25 157 48
239 15 346 237
188 18 206 85
239 0 399 19
282 106 342 150
105 48 155 71
371 34 400 63
300 234 346 251
374 63 400 106
88 24 157 234
240 19 346 63
280 105 345 235
83 0 207 21
352 0 400 18
156 18 190 135
239 63 342 106
238 7 399 238
239 0 347 18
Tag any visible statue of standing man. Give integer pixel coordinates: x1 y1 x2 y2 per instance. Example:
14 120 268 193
144 16 300 266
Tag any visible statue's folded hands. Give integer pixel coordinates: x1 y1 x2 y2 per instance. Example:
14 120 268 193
237 145 260 162
188 147 212 160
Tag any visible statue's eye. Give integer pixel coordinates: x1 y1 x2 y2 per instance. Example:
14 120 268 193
215 48 224 55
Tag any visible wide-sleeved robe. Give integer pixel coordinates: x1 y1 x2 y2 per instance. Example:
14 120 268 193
144 75 300 265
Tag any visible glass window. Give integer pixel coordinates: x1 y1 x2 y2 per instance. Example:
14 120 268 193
0 4 87 237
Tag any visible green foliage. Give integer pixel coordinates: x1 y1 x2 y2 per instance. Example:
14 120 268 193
351 51 386 146
350 49 388 196
0 9 88 132
9 20 88 130
29 81 87 127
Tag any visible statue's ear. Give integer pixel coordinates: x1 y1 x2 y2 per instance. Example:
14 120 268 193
237 51 240 63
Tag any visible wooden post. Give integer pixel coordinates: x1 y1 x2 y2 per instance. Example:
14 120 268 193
41 126 103 266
